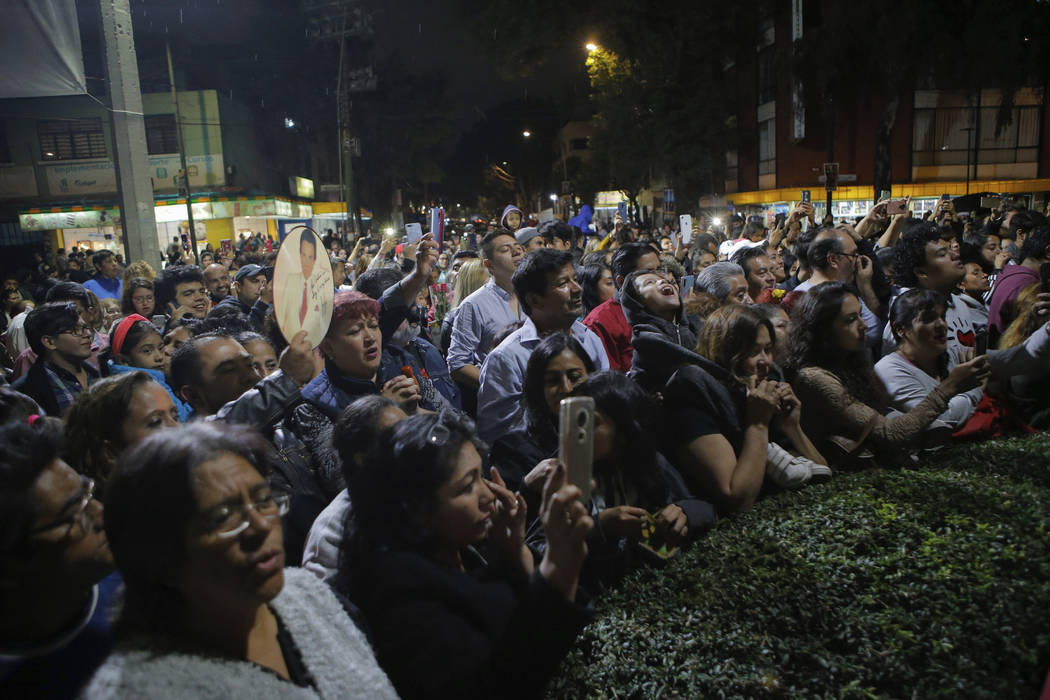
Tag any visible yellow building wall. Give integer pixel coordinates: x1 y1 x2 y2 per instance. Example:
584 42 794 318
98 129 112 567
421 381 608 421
204 218 233 250
47 229 65 251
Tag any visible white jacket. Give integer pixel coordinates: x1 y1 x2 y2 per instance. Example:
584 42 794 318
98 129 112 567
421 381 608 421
302 490 351 586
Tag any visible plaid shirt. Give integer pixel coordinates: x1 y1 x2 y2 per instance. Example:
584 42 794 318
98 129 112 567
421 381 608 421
43 361 98 415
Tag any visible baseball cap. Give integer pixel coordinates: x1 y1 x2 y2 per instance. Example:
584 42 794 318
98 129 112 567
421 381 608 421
234 263 265 282
718 238 765 260
515 227 541 246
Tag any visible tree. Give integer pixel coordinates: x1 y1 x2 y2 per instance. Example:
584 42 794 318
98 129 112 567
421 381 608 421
458 0 740 213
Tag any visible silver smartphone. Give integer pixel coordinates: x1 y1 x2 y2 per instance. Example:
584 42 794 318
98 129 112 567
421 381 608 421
558 397 594 502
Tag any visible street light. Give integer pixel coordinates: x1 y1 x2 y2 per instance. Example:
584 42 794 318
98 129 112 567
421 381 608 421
585 42 598 52
522 130 531 138
712 217 723 226
549 194 557 202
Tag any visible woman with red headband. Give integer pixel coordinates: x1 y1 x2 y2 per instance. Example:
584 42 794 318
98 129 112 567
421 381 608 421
107 315 190 421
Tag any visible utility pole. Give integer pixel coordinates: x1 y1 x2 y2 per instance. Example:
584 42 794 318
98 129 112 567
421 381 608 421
335 5 358 243
304 0 374 240
166 39 199 264
99 0 160 267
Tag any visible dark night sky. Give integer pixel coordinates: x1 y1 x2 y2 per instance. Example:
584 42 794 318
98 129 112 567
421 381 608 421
367 0 589 128
78 0 587 138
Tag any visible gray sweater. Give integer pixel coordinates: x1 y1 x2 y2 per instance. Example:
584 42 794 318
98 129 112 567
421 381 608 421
80 567 398 699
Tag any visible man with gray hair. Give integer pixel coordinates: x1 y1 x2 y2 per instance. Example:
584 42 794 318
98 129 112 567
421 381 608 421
695 262 753 305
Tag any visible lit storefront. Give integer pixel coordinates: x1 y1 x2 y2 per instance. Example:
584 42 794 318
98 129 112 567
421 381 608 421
19 196 314 257
726 178 1050 221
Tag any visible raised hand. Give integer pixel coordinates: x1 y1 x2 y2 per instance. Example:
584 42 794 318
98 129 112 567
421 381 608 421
538 463 593 602
485 466 532 574
279 330 317 385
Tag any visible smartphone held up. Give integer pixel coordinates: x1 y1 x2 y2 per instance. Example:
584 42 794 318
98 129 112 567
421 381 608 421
559 397 594 503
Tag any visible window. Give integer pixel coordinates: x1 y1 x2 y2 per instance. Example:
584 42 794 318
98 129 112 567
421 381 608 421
757 46 777 105
145 114 179 155
0 122 10 163
913 105 1041 166
38 118 106 161
758 118 776 175
725 149 739 192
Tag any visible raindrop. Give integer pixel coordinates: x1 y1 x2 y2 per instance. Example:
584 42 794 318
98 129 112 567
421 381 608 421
179 8 183 23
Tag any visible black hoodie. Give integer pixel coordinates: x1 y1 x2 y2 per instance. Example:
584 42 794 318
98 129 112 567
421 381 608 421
618 280 704 392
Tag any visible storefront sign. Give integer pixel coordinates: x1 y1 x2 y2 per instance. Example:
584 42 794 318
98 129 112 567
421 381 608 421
151 154 226 190
154 201 215 223
291 176 314 199
45 154 224 196
595 190 626 207
19 208 120 231
46 161 117 196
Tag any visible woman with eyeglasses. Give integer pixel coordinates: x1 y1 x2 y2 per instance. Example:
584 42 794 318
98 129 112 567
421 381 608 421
0 419 119 698
120 277 155 319
84 422 397 699
339 410 593 700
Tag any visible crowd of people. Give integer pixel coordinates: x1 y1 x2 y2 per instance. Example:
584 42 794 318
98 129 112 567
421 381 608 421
2 195 1049 698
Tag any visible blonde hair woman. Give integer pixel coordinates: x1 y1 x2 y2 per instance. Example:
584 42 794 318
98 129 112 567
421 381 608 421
439 259 489 356
122 260 156 285
451 259 488 309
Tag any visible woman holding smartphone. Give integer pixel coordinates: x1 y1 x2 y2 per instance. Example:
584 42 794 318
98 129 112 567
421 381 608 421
487 332 595 519
529 372 717 590
874 289 988 433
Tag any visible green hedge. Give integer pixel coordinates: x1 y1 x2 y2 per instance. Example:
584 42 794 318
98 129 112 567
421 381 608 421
549 436 1050 699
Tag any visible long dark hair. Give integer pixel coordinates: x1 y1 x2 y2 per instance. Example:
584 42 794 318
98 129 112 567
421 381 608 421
523 332 596 440
104 423 274 638
572 372 667 509
64 371 159 487
342 411 484 592
578 262 611 317
786 281 889 410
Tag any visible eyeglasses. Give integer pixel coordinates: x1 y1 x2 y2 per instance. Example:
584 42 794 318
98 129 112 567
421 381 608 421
28 476 96 538
204 492 291 539
59 322 93 338
834 251 860 261
424 405 451 447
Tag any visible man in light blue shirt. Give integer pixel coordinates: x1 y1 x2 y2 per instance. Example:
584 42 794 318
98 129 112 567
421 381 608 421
81 250 122 302
447 230 524 389
477 248 609 443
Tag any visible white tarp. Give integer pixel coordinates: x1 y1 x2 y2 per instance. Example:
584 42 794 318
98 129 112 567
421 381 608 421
0 0 86 98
